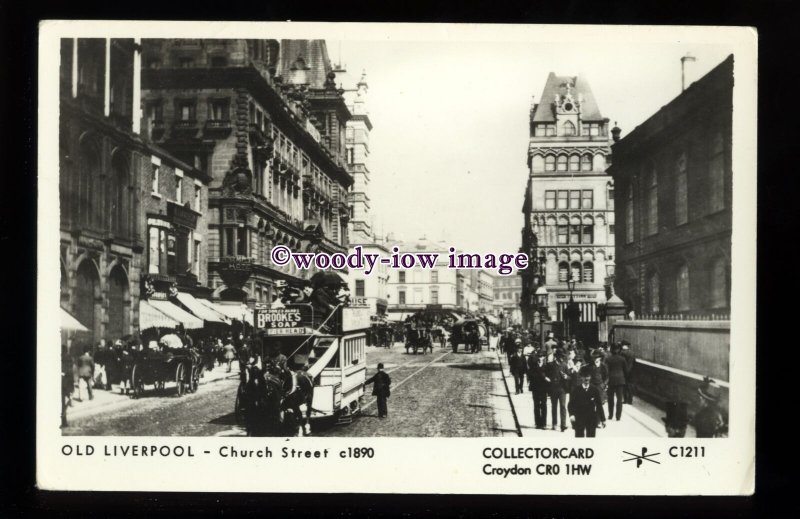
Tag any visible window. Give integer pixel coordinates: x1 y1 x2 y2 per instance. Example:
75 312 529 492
570 262 582 283
557 190 568 209
151 164 160 194
193 239 201 276
209 99 229 121
210 56 227 67
557 225 568 244
178 57 194 68
645 165 658 236
194 185 201 212
398 291 406 305
676 263 690 311
581 154 592 171
431 289 439 305
608 187 615 211
147 101 163 124
647 271 660 313
177 100 196 121
544 191 556 209
175 175 183 204
398 271 406 283
564 121 576 136
557 155 568 172
710 257 728 308
708 132 725 213
583 262 594 283
609 224 615 234
355 279 365 297
569 224 581 244
670 152 688 226
558 262 569 282
625 183 634 244
581 225 594 244
534 125 546 137
582 189 593 209
148 227 161 274
431 270 438 283
546 124 556 136
569 155 580 171
545 156 556 172
236 228 248 257
569 190 581 209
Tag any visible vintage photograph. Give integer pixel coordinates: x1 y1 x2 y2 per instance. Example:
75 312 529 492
52 30 738 442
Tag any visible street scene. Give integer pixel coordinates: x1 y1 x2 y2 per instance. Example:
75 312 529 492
57 36 733 439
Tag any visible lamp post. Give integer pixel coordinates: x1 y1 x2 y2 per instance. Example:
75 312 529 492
535 285 549 348
565 275 580 341
605 263 616 298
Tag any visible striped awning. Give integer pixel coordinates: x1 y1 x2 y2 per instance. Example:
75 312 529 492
140 300 180 330
61 307 89 332
175 292 228 324
206 302 254 326
145 299 204 330
556 302 597 323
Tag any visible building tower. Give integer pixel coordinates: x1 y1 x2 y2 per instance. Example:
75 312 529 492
520 73 615 344
346 71 373 243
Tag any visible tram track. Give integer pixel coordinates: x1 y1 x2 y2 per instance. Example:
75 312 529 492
361 350 451 412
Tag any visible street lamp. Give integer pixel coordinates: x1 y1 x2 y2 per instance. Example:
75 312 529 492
535 285 549 348
605 263 616 298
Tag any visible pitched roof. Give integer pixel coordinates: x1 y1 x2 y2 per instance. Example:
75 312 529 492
531 72 604 122
276 39 333 89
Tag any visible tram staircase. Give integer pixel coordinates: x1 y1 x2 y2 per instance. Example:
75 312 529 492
305 335 360 425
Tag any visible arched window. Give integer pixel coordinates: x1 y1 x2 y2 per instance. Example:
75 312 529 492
570 261 582 283
625 182 634 244
531 155 545 172
583 262 594 283
545 155 556 172
111 151 129 237
107 265 129 340
556 155 568 172
647 271 660 313
79 138 100 229
676 263 690 311
645 164 658 236
563 121 576 136
675 151 688 225
569 155 580 171
558 262 569 282
74 260 99 345
581 154 592 171
710 257 728 308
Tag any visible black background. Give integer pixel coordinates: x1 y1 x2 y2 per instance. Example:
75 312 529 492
0 0 791 516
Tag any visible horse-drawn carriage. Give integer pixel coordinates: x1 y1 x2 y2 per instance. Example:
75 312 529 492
404 323 433 354
235 274 369 436
449 318 488 354
130 347 198 398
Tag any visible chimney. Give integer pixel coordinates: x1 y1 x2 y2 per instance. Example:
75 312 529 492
681 52 697 92
611 122 622 143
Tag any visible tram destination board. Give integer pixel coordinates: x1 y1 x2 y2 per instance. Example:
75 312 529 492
255 305 315 335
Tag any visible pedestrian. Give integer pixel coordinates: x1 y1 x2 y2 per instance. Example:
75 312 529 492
662 401 690 438
365 362 392 418
544 333 558 356
527 351 549 429
605 343 628 421
694 377 728 438
94 340 110 390
546 349 569 432
621 341 636 404
508 346 526 394
223 339 236 373
77 347 94 401
589 351 608 428
568 366 605 437
61 344 73 428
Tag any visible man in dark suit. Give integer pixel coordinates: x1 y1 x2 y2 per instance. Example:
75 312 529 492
605 343 628 421
527 351 549 429
568 366 605 437
509 346 526 394
621 341 636 404
545 350 569 432
365 362 392 418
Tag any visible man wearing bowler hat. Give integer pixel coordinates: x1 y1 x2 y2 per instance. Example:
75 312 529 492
365 363 392 418
568 366 604 438
662 401 690 438
694 377 728 438
528 351 549 429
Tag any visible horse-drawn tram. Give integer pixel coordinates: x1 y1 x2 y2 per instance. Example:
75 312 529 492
236 286 369 436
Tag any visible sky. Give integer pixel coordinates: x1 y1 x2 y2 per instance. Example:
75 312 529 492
328 37 735 255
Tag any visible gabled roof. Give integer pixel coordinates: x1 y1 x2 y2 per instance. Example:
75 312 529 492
531 72 604 122
276 39 333 89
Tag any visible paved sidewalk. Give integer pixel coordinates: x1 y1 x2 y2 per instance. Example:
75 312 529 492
496 351 694 438
65 361 240 421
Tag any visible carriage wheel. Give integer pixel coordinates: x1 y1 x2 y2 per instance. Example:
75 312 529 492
131 365 144 399
175 364 185 397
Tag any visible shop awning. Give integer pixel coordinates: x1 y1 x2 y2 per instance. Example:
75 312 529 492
175 293 228 324
139 300 180 330
61 307 89 332
206 302 254 326
145 299 204 330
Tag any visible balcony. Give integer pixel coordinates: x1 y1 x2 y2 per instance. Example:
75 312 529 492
173 119 199 136
204 119 232 137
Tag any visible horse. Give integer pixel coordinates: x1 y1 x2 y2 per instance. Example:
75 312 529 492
240 364 315 437
282 370 315 436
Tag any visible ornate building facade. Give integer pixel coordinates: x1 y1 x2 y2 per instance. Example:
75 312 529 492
520 73 616 344
141 39 353 308
609 56 732 318
59 38 210 349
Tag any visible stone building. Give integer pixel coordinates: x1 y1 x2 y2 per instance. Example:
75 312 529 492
520 73 616 344
141 39 353 309
492 273 522 325
59 38 210 349
609 55 733 317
